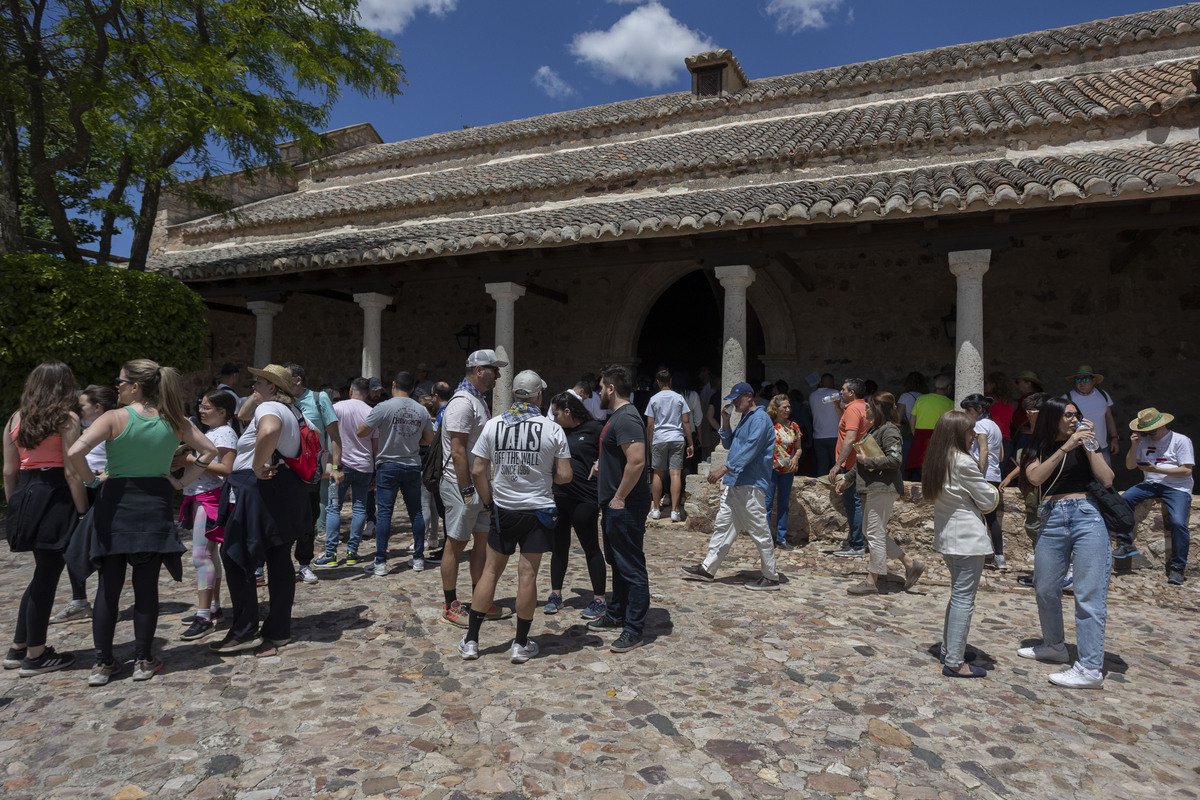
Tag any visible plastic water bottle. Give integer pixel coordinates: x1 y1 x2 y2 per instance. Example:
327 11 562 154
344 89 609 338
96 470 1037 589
1078 419 1100 452
822 392 842 405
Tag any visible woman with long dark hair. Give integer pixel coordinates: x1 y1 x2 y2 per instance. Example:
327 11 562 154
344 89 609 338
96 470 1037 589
923 410 998 678
1016 395 1114 689
67 359 217 686
837 392 923 594
543 391 608 619
3 361 89 676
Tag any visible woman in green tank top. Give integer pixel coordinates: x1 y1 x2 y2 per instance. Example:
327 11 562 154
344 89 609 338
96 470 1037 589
67 358 216 686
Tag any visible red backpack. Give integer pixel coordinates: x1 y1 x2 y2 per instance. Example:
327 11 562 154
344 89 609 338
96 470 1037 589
276 404 325 483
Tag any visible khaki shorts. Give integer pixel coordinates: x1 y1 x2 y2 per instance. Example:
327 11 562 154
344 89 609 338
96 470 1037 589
439 476 490 542
651 440 687 471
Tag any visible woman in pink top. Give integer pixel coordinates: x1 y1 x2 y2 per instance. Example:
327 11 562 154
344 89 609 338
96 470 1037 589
2 361 89 677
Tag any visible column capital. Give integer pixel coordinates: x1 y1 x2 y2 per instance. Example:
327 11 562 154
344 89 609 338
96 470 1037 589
245 300 284 318
714 264 755 290
352 291 393 312
948 249 991 279
485 281 526 303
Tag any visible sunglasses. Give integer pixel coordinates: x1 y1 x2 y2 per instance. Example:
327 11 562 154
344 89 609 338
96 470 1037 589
1074 376 1093 383
115 378 134 387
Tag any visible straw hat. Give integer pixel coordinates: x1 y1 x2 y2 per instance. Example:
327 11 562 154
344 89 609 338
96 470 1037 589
1130 408 1174 432
247 364 296 403
1065 365 1104 386
1012 370 1043 388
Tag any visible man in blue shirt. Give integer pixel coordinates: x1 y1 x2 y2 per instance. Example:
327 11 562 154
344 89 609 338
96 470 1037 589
680 381 780 590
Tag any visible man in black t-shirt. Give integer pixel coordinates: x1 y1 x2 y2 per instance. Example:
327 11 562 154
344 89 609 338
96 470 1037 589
590 364 651 653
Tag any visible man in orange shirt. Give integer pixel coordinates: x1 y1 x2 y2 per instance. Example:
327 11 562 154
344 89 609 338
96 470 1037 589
828 378 867 557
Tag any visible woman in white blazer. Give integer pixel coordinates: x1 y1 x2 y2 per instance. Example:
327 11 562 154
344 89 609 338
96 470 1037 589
922 411 999 678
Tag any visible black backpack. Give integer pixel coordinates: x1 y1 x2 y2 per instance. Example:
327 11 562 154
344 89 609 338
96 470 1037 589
421 396 465 494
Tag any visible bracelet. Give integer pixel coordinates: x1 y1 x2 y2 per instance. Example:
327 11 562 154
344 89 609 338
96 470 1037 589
194 458 212 468
83 475 101 488
460 485 475 499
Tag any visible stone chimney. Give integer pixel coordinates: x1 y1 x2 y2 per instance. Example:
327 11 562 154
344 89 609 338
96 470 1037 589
685 49 749 99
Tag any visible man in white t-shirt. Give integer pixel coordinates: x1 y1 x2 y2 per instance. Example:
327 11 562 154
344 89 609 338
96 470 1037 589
313 378 378 568
439 349 506 627
1119 407 1194 586
644 369 693 522
1064 365 1119 464
809 373 840 476
457 370 572 663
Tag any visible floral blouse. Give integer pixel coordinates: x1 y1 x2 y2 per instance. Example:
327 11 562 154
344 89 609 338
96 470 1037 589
772 421 801 472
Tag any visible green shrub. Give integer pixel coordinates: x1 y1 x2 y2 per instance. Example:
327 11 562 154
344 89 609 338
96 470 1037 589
0 254 209 414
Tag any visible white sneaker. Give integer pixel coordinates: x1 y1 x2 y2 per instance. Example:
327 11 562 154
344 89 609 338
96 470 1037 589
458 636 479 661
993 554 1008 571
648 508 661 520
510 639 539 663
299 565 319 585
1017 642 1069 663
670 510 682 522
366 560 387 576
1048 663 1104 689
411 558 424 572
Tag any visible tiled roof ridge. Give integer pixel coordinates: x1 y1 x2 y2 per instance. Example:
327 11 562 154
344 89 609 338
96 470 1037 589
178 59 1200 240
313 4 1200 176
156 139 1200 279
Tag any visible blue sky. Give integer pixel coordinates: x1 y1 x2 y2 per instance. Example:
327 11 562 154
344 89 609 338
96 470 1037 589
116 0 1172 258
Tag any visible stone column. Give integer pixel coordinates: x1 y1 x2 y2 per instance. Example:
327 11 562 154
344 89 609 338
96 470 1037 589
353 292 393 379
715 265 756 404
245 300 284 367
485 281 526 415
948 249 991 406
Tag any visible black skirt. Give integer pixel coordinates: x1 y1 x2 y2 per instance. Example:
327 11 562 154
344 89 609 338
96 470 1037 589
66 477 186 581
5 468 77 552
218 468 311 568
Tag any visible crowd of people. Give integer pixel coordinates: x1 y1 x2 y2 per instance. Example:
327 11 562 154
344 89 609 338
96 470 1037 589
2 355 1191 691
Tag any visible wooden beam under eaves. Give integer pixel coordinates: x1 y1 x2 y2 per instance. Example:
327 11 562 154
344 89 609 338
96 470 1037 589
524 282 568 305
772 252 815 292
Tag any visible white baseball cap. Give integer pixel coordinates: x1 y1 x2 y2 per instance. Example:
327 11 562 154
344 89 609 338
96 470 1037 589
513 370 547 399
466 349 508 368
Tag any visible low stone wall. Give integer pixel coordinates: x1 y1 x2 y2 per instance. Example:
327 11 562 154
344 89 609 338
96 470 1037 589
682 465 1189 570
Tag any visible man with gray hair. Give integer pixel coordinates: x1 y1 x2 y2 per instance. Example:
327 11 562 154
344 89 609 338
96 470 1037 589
459 370 572 662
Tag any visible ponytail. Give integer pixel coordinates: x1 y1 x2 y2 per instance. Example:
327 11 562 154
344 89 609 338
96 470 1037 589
123 358 188 438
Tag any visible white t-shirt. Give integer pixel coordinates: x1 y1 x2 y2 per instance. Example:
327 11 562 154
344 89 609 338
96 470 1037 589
683 390 702 435
441 390 490 484
898 391 922 425
1067 389 1113 448
810 388 841 439
82 421 107 472
187 424 238 495
233 401 302 472
473 414 569 510
970 418 1003 483
644 389 688 444
1136 430 1195 493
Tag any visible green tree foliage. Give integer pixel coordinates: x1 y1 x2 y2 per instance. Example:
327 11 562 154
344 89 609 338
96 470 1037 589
0 253 209 413
0 0 404 268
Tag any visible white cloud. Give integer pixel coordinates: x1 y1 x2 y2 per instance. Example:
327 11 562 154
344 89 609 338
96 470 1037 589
570 2 715 89
764 0 846 33
533 66 577 99
356 0 457 35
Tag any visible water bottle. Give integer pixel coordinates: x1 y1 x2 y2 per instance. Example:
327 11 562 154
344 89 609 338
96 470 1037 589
822 392 842 405
1078 419 1100 452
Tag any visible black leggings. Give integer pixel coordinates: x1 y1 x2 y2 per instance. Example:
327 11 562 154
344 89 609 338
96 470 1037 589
222 541 296 642
985 480 1003 556
14 549 66 648
550 497 606 596
92 553 162 663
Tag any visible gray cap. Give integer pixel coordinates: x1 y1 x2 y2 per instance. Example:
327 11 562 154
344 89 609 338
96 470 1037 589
466 349 508 368
513 370 547 399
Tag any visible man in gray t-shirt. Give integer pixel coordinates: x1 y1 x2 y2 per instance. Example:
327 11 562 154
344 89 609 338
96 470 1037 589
358 371 435 574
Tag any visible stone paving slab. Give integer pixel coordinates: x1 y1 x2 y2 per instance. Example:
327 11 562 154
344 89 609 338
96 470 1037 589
1 518 1198 799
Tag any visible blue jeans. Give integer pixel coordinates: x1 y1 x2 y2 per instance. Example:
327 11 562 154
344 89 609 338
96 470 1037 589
1121 482 1191 571
764 471 795 542
940 554 984 668
838 469 864 549
601 502 650 636
813 438 836 477
1034 497 1112 671
323 467 371 556
375 463 425 562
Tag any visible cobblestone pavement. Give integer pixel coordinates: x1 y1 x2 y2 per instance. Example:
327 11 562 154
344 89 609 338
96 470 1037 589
1 516 1198 800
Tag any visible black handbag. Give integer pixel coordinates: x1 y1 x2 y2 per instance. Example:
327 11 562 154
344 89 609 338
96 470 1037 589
1086 480 1135 535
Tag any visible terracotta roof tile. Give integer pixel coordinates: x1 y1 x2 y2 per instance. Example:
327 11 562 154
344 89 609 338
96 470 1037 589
155 140 1200 279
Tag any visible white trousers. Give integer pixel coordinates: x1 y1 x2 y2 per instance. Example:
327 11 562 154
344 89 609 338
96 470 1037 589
702 485 778 580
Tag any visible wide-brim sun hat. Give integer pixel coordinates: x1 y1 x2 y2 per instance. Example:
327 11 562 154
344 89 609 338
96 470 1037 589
1013 370 1043 387
247 364 296 403
1065 365 1104 386
1130 407 1174 432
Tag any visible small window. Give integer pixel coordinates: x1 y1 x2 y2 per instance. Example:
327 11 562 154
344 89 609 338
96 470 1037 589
694 65 723 98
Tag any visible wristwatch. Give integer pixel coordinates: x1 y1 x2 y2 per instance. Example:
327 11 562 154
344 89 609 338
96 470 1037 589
460 485 476 500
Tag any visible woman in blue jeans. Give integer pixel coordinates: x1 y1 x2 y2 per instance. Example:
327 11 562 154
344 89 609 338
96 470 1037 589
923 411 998 678
1018 396 1114 689
763 395 801 548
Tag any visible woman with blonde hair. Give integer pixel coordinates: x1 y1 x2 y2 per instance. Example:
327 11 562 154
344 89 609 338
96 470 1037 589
764 394 802 549
67 358 217 685
922 410 998 678
3 361 90 676
837 392 924 594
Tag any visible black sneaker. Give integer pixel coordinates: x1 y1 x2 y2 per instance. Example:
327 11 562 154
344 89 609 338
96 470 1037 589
775 539 795 550
1016 575 1034 587
3 647 26 670
18 646 76 677
587 615 624 631
209 633 263 654
610 632 644 653
1113 543 1140 560
1168 569 1186 586
182 609 224 624
181 619 215 641
680 564 715 582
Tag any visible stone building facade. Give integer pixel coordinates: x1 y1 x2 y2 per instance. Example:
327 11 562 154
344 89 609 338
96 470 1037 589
149 5 1200 482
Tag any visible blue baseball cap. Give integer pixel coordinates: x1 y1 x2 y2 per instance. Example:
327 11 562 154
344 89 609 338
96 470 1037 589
723 381 755 400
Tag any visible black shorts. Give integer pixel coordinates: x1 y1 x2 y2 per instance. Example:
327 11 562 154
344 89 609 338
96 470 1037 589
487 506 557 556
